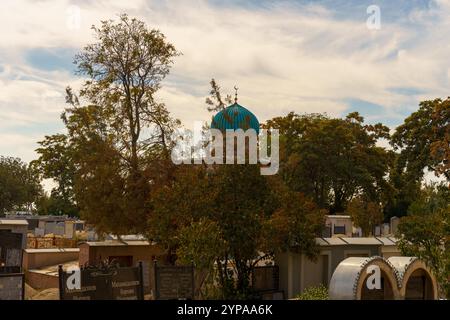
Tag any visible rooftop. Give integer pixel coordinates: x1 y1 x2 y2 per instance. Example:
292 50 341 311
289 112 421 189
0 219 29 226
313 237 398 246
106 234 146 241
24 248 79 254
326 215 351 219
81 240 154 247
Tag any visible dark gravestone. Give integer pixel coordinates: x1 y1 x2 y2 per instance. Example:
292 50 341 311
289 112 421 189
154 263 194 300
59 263 144 300
0 231 23 268
0 230 22 248
252 266 279 292
0 273 24 300
111 267 143 300
252 266 283 300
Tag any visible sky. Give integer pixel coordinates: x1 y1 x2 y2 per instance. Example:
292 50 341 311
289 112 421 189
1 0 450 165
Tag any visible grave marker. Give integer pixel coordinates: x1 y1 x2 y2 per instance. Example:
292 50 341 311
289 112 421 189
154 262 194 300
0 273 24 300
59 262 144 300
0 230 23 268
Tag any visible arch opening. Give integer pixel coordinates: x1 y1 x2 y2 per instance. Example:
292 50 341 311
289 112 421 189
360 269 395 300
404 268 435 300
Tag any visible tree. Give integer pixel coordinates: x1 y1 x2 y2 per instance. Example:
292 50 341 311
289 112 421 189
74 14 180 170
396 184 450 297
33 15 180 234
36 191 79 217
150 164 270 297
32 133 79 217
150 79 325 298
151 164 325 299
0 156 42 214
392 98 450 181
346 196 383 236
385 98 449 220
264 112 392 213
263 178 326 259
205 78 233 112
382 153 422 220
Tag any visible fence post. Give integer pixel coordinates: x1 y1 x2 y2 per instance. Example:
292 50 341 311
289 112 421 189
153 260 158 300
21 273 25 300
138 261 145 300
58 265 64 300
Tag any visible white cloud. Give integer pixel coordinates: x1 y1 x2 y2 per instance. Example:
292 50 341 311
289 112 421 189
1 0 450 164
0 133 43 162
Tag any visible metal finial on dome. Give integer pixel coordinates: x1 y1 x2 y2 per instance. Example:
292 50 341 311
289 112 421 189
234 86 239 103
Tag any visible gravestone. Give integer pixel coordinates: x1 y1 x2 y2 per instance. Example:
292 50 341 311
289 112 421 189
251 265 283 299
45 222 56 234
374 225 381 236
34 227 45 237
390 216 400 235
382 223 390 235
54 225 65 236
0 273 24 300
252 265 279 292
64 222 75 239
141 260 150 288
87 230 98 241
59 263 144 300
0 230 23 268
154 262 194 300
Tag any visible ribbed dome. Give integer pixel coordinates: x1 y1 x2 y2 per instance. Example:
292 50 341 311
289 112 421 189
211 103 260 134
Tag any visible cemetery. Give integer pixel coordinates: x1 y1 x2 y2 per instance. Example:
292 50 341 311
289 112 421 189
0 216 442 301
0 4 448 305
0 214 440 300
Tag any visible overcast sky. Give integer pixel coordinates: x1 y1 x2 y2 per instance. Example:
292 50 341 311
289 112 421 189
1 0 450 164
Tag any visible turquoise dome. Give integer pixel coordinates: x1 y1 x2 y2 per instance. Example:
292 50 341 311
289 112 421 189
211 103 260 134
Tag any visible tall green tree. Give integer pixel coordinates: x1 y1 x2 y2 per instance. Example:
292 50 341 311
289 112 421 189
396 184 450 298
385 98 449 220
150 164 325 299
0 156 42 214
36 191 79 217
382 153 422 220
264 112 392 213
345 196 383 236
392 98 450 181
150 80 325 298
32 133 79 217
34 14 180 234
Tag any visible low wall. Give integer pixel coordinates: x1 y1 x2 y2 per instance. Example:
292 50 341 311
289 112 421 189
26 271 59 290
23 248 79 270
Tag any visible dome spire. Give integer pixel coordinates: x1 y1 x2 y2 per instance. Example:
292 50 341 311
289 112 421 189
234 85 239 103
